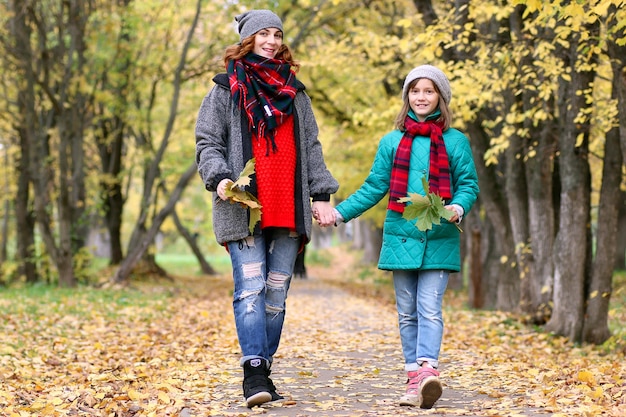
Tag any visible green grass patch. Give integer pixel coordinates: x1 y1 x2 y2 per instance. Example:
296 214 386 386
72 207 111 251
156 252 231 276
0 282 171 320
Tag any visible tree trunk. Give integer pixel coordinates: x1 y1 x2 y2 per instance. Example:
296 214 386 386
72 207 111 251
95 0 132 265
48 0 91 287
468 224 483 308
122 0 202 279
113 163 197 282
70 112 88 256
607 5 626 273
583 16 626 344
57 124 77 287
15 130 38 283
0 193 7 266
582 112 621 344
0 147 8 265
7 133 40 284
9 0 49 284
523 120 558 323
546 21 598 342
172 209 216 275
97 118 126 265
465 120 518 310
615 192 626 271
361 223 382 266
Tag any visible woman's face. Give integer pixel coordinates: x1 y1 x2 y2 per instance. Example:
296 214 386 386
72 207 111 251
253 27 283 59
408 78 439 121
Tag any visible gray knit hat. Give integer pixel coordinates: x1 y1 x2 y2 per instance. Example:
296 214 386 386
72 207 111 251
236 10 283 42
402 65 452 104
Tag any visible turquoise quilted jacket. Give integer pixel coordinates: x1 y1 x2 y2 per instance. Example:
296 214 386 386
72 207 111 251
336 113 479 272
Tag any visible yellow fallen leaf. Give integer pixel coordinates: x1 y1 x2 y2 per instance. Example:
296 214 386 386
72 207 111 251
128 389 145 400
158 391 171 404
577 370 596 385
590 387 603 399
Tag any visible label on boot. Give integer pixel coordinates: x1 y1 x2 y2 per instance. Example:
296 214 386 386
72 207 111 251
250 359 262 368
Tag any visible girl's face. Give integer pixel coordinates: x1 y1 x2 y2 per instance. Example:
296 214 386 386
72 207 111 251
408 78 439 121
253 28 283 59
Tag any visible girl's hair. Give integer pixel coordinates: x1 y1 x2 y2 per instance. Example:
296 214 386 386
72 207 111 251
394 78 451 131
223 34 300 71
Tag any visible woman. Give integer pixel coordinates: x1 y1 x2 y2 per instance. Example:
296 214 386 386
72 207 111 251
334 65 479 409
195 9 338 408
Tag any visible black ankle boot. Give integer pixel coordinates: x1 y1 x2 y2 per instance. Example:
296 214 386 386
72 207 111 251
265 368 284 402
242 359 271 408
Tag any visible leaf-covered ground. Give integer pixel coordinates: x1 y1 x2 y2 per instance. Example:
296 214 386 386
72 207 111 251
1 248 624 417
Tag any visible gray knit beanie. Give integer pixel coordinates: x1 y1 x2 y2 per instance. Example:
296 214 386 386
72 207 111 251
236 10 283 42
402 65 452 104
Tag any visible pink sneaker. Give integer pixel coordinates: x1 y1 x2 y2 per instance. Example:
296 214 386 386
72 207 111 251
399 370 421 406
399 367 442 408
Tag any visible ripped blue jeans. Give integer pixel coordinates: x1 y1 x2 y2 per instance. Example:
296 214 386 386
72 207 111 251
393 269 449 371
227 228 300 367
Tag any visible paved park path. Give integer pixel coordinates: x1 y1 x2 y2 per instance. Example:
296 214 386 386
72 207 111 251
205 275 549 417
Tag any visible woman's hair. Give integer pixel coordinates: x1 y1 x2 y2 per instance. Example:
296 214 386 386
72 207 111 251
394 78 451 131
223 35 300 71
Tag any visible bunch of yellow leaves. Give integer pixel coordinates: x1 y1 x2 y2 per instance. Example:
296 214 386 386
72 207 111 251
222 158 262 233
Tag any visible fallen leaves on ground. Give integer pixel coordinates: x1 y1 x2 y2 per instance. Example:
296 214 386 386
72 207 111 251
0 249 624 417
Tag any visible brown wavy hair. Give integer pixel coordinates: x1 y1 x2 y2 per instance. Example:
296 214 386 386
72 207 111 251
223 35 300 72
394 78 451 131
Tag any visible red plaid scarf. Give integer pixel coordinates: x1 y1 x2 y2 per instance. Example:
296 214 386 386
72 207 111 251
388 116 452 213
227 54 297 153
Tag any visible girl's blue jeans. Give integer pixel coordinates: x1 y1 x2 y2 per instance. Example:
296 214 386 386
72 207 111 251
393 269 449 371
227 228 300 368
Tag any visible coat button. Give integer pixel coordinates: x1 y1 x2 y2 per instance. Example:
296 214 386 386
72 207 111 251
420 238 425 243
402 238 406 243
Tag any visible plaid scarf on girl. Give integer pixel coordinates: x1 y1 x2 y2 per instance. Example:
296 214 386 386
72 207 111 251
388 116 452 213
227 53 297 153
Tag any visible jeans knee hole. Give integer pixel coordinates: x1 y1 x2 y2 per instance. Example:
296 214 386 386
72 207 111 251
267 271 289 289
241 262 263 278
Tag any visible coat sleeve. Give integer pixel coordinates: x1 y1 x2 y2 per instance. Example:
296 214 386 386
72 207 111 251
336 133 396 222
448 132 479 215
195 86 234 192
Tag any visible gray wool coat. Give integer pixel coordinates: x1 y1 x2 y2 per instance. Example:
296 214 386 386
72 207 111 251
195 74 339 245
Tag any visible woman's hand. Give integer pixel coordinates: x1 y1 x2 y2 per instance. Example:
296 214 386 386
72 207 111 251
217 178 233 201
312 201 336 227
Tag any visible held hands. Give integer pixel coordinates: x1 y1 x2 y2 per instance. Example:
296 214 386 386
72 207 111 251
312 201 336 227
220 181 337 227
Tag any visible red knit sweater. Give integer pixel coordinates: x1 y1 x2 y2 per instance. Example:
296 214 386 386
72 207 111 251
253 116 296 230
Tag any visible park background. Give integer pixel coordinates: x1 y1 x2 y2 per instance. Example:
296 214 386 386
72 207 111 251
0 0 625 415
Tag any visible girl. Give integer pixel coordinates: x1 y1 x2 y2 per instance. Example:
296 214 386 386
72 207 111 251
334 65 479 409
